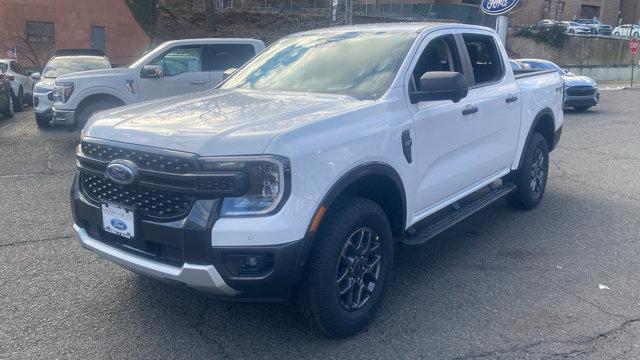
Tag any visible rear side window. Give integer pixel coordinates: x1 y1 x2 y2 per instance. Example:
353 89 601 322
462 34 504 86
209 44 256 71
0 63 7 73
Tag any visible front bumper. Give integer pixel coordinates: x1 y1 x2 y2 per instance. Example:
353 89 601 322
52 108 75 125
71 173 306 301
74 224 240 295
564 92 599 108
34 92 53 115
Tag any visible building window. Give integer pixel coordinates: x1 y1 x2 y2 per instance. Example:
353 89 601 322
543 0 550 12
25 21 55 44
556 1 565 14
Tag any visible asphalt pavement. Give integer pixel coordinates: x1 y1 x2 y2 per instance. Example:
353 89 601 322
1 90 640 359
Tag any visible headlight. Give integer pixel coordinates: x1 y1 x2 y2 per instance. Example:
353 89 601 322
53 82 74 103
34 85 50 93
198 155 290 216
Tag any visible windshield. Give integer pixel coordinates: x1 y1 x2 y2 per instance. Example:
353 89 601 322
42 56 110 78
519 60 562 72
220 31 417 100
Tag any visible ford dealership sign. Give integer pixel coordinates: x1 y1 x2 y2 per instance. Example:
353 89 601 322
481 0 520 15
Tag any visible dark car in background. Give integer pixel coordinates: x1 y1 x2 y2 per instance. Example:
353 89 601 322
0 70 14 119
516 58 599 111
32 49 111 127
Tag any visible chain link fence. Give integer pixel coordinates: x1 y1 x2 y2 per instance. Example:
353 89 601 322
159 0 495 27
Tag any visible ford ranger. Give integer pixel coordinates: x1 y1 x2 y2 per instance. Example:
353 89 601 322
70 23 564 338
52 38 265 129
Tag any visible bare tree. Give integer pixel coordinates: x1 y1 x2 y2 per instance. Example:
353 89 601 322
0 32 53 70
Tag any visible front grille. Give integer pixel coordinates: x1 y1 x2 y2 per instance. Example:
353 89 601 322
81 141 198 174
81 174 195 220
566 86 596 96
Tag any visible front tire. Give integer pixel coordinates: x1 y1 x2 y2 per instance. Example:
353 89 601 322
75 99 122 130
35 113 49 127
506 133 549 210
295 197 393 338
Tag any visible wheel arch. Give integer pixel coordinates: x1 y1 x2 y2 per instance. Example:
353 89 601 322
76 93 126 115
518 107 557 170
291 161 408 289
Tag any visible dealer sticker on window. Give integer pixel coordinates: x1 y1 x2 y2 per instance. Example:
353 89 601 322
102 202 135 239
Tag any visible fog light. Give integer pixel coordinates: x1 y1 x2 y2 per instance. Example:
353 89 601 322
245 256 259 268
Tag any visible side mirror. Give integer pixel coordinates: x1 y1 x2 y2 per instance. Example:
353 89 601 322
223 68 238 80
30 72 41 80
410 71 468 104
141 64 163 79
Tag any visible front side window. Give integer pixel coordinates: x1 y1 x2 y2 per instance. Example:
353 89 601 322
221 31 417 100
9 61 18 73
411 35 462 91
462 34 504 86
150 45 203 76
0 63 7 73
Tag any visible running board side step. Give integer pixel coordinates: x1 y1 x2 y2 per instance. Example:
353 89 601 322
400 182 517 246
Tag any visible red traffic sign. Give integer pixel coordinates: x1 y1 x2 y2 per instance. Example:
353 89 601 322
631 37 639 54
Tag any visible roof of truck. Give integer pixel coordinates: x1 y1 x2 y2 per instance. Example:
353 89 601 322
296 22 494 35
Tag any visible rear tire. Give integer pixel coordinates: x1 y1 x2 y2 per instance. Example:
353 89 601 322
573 106 591 111
506 133 549 210
294 196 393 338
12 88 23 112
75 99 122 130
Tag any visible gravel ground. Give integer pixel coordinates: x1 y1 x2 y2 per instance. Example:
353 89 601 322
1 90 640 359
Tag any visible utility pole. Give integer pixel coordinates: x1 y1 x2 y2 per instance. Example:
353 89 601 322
204 0 216 31
632 0 639 87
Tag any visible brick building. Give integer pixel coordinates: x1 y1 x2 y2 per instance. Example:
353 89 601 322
0 0 150 69
508 0 624 26
392 0 640 26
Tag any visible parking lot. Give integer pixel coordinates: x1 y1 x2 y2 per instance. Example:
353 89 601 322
1 89 640 359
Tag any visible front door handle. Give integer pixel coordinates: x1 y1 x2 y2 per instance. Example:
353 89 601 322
190 80 206 85
462 105 479 116
506 95 518 103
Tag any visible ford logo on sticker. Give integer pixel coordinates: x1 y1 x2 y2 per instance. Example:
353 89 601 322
481 0 519 15
110 218 127 231
105 160 139 185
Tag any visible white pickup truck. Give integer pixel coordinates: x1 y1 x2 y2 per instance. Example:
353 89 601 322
70 23 563 338
52 38 265 128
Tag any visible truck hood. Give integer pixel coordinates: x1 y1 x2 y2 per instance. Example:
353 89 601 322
562 73 597 87
34 78 56 93
84 89 367 156
56 67 134 82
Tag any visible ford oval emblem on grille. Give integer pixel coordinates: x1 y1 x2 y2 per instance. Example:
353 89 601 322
110 219 127 231
105 160 139 185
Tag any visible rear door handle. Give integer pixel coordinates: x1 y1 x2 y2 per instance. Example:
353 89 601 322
462 105 479 116
190 80 206 85
506 95 518 103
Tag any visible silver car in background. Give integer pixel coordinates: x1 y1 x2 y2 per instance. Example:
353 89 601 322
516 58 599 112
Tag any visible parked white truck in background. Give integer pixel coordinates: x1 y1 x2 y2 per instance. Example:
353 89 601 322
71 24 564 338
52 38 265 128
